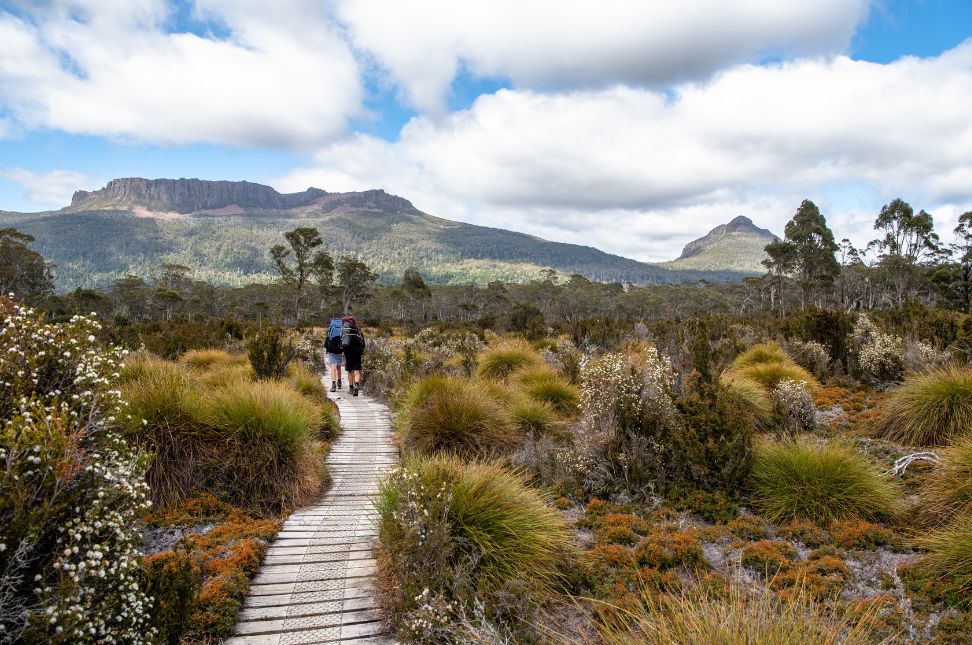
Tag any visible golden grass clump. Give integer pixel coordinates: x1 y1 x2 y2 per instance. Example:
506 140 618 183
514 366 581 416
749 437 899 524
730 341 791 370
920 436 972 523
286 362 326 398
377 454 572 596
877 366 972 446
181 349 245 371
402 383 518 458
918 514 972 608
733 361 819 393
476 339 544 380
722 374 773 427
592 582 885 644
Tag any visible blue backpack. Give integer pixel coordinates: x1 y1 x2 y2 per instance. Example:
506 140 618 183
325 318 343 353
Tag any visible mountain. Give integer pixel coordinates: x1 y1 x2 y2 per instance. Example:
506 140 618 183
662 216 777 274
0 178 745 290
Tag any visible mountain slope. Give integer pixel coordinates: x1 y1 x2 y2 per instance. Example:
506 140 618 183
663 216 777 274
1 178 742 289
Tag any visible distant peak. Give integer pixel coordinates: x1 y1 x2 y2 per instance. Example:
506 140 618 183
676 216 777 261
69 177 328 213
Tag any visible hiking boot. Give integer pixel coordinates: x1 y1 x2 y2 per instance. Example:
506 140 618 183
330 382 336 393
337 380 342 389
353 384 359 396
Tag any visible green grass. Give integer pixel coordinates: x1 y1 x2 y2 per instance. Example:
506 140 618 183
921 436 972 523
878 367 972 446
377 454 572 595
733 361 819 393
286 362 325 398
722 374 773 427
203 380 321 450
402 384 518 458
730 341 791 370
919 514 972 608
515 367 580 415
510 398 559 435
749 437 899 523
477 340 544 380
591 582 886 644
181 348 245 370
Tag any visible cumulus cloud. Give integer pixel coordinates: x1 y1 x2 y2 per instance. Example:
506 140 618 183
336 0 871 113
277 43 972 261
0 168 95 207
0 1 363 148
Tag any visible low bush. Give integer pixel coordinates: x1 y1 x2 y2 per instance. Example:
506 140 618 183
634 528 706 572
0 299 153 641
247 325 294 380
772 378 817 436
771 550 851 599
593 582 883 644
727 514 768 540
918 515 972 608
375 455 572 640
920 436 972 523
786 339 831 380
143 548 203 644
878 367 972 446
778 520 828 548
664 488 739 524
829 519 896 550
401 383 518 458
476 340 543 380
749 437 899 523
741 540 797 576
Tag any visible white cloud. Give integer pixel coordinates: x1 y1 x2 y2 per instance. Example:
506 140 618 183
277 42 972 261
336 0 871 113
0 1 364 148
0 168 95 207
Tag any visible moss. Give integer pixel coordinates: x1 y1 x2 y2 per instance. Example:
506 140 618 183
663 487 739 524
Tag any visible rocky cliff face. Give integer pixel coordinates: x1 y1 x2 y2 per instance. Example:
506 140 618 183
676 215 776 260
69 178 329 213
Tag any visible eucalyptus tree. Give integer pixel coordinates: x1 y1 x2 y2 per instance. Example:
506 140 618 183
270 227 334 325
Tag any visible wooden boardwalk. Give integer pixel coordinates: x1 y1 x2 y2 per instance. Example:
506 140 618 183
226 392 397 645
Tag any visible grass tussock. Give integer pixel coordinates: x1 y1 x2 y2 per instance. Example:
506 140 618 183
514 367 580 416
477 340 544 380
377 454 572 596
749 437 899 524
722 374 773 426
919 514 972 608
730 341 791 370
733 361 819 393
120 354 329 513
510 398 559 435
591 582 887 645
181 348 246 370
286 362 326 398
402 383 518 458
920 436 972 523
878 366 972 446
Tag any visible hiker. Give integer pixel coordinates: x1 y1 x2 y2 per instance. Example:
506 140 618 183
324 317 344 392
341 315 366 396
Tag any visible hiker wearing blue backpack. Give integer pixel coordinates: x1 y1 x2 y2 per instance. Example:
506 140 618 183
324 317 344 392
341 315 366 397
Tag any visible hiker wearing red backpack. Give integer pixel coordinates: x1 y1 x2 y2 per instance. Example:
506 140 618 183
341 316 366 397
324 317 344 392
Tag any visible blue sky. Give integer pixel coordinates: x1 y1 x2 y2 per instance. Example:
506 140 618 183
0 0 970 261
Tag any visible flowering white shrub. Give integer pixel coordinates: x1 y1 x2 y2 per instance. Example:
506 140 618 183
786 339 831 379
852 314 904 383
0 297 152 643
903 339 951 373
772 379 817 435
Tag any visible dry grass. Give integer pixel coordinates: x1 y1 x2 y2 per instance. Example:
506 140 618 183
402 384 518 458
878 366 972 446
515 366 581 416
477 340 544 380
730 341 791 369
920 436 972 524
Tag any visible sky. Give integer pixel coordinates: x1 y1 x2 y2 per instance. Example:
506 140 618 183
0 0 971 263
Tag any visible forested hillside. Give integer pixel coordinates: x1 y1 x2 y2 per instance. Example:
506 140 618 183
0 178 747 289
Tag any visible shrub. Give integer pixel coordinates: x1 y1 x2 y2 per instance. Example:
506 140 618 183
786 339 831 380
375 455 572 639
730 341 790 369
476 339 543 380
830 519 896 550
143 548 203 644
402 385 518 458
903 338 951 373
772 378 817 435
741 540 797 576
593 582 883 645
664 488 739 524
749 437 899 523
921 436 972 523
634 528 706 572
778 520 828 548
918 515 972 608
0 299 153 642
247 325 294 379
878 367 972 446
514 367 580 415
727 514 768 540
771 551 851 599
853 314 905 383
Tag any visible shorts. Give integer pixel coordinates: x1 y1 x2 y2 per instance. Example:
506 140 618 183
326 352 343 367
344 351 363 372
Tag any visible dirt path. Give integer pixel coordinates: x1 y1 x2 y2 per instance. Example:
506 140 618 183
226 392 397 644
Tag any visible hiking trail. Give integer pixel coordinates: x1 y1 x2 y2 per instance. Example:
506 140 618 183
226 392 397 644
